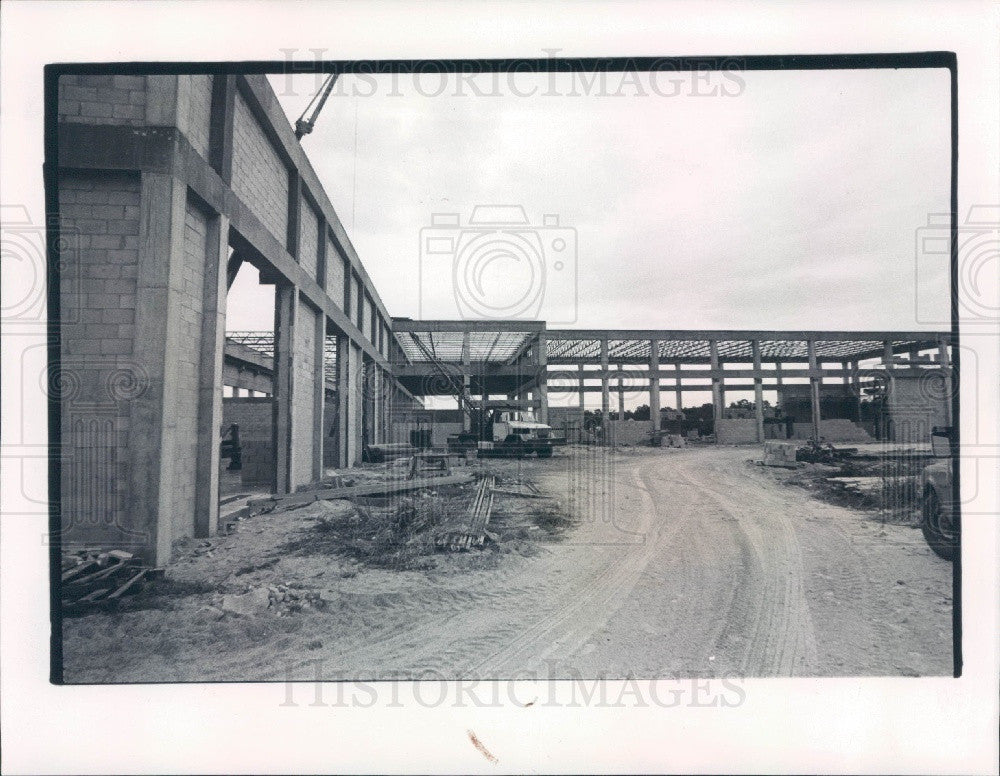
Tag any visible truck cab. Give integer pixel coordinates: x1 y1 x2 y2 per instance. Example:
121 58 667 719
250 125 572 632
490 408 553 455
449 404 555 457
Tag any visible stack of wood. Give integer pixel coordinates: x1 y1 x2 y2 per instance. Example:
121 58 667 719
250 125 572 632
61 548 161 612
435 475 496 552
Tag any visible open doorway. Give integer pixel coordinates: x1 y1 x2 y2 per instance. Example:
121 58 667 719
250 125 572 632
221 252 276 495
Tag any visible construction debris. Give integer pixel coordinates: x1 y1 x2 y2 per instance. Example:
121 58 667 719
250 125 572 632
61 548 162 612
435 475 496 552
248 472 474 511
761 440 802 468
795 439 859 464
362 442 418 463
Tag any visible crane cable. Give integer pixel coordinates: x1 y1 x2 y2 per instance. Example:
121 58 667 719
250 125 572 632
294 72 339 140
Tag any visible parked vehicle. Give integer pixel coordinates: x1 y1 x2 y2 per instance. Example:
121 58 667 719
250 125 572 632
919 426 958 561
448 403 554 458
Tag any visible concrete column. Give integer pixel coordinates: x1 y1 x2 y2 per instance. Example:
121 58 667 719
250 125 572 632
648 340 660 436
709 339 723 421
352 344 364 464
578 363 586 409
752 340 765 443
674 362 683 412
851 359 861 421
193 212 229 539
807 339 821 441
617 364 625 421
883 340 894 371
128 172 188 564
312 318 326 481
461 330 471 432
272 283 296 494
600 339 610 433
537 332 549 424
336 333 350 468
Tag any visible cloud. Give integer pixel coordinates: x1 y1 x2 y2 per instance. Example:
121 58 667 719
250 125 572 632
250 67 951 333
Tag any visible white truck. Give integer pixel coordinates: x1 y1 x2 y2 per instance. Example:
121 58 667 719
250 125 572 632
447 403 555 458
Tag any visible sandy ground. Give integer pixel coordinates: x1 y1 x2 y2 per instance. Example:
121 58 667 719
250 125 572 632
61 445 953 682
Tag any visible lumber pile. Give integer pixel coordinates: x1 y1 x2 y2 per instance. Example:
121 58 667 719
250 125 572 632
435 475 496 552
61 549 161 612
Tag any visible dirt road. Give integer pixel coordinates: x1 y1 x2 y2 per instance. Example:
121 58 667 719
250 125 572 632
63 447 954 682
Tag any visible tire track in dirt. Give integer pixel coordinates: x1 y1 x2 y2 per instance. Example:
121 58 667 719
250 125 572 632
466 460 663 677
671 454 818 676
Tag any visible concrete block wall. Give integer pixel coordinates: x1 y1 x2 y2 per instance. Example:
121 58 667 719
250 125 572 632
606 419 654 446
350 276 360 322
231 91 288 239
362 295 372 340
222 397 274 487
325 237 345 300
222 397 273 441
715 418 760 445
178 75 214 158
789 420 874 443
58 74 147 124
887 372 949 443
299 200 320 280
57 171 142 549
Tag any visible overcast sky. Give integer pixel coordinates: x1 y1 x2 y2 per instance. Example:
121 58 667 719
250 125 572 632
227 67 951 333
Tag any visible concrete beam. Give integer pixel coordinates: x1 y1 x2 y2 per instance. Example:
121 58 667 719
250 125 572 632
393 318 544 333
545 328 953 342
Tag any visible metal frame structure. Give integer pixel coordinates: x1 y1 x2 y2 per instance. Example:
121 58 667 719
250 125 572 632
388 322 954 443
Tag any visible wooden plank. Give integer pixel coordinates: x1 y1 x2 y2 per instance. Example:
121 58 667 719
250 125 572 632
248 472 474 508
107 570 148 600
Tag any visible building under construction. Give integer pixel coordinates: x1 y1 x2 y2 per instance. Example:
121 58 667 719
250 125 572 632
52 72 953 565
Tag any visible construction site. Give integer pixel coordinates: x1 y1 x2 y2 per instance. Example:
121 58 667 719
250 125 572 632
52 71 956 681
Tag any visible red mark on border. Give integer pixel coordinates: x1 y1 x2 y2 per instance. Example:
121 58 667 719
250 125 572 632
467 729 498 764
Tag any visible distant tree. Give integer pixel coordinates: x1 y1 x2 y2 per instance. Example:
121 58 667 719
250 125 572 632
625 404 650 421
684 403 715 422
728 398 772 410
